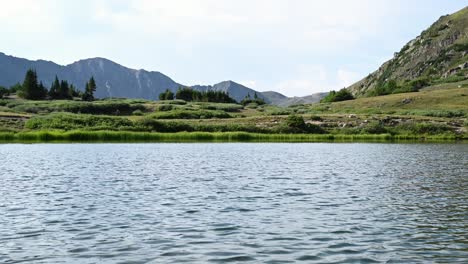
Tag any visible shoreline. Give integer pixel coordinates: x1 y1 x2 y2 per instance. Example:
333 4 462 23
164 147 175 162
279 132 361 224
0 131 465 143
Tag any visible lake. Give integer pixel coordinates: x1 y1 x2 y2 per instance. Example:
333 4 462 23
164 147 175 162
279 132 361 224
0 143 467 263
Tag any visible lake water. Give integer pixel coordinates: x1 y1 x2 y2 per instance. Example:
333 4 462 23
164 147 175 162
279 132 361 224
0 143 467 263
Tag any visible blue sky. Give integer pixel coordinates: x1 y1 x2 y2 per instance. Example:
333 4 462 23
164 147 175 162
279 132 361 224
1 0 467 96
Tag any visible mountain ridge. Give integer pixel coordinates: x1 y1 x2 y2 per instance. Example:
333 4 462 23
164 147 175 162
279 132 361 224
0 51 326 105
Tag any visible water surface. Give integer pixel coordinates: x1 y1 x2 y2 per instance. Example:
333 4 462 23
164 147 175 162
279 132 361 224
0 143 467 263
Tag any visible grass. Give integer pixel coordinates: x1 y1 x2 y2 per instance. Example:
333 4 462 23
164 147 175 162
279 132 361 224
0 82 467 142
0 130 463 143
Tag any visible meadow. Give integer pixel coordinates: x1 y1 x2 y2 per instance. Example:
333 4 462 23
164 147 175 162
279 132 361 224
0 81 467 142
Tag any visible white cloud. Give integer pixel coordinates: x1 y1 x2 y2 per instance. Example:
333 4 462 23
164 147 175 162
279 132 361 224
239 80 257 89
337 69 360 89
2 0 460 96
91 0 393 49
273 65 361 97
0 0 59 33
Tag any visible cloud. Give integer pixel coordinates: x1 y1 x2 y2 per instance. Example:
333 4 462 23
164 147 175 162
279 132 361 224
0 0 59 33
273 65 361 96
239 80 257 89
1 0 464 96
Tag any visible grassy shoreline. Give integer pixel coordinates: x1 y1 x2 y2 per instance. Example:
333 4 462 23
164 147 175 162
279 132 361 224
0 130 465 143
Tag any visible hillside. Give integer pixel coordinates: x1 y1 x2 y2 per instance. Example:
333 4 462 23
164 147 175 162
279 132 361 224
349 7 468 96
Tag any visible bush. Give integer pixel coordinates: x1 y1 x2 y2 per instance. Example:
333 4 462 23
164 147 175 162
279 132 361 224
309 115 322 121
25 113 133 130
363 122 387 134
132 109 144 116
392 122 452 135
8 100 146 115
157 104 174 111
281 115 325 134
0 86 9 99
321 88 354 102
401 110 466 118
149 109 231 119
198 103 243 112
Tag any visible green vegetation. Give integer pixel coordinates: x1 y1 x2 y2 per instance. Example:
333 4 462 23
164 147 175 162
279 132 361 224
0 130 458 143
349 7 468 97
0 81 466 142
240 92 266 106
18 69 48 100
174 87 236 103
321 88 355 102
82 77 97 101
159 89 174 100
367 77 432 97
0 86 8 99
10 69 95 101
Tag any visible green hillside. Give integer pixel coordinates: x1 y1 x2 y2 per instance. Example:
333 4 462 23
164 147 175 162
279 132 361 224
349 7 468 96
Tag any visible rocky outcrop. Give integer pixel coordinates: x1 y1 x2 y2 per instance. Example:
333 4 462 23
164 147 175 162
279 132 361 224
348 7 468 96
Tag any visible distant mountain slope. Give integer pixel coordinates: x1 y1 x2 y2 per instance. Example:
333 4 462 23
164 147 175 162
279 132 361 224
261 91 327 106
0 52 288 103
0 53 181 99
192 81 269 103
0 51 330 105
348 7 468 96
260 91 288 105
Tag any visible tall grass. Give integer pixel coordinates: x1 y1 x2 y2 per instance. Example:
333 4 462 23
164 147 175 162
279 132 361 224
0 131 463 143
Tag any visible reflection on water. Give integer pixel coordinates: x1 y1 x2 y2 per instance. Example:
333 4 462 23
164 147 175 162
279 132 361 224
0 143 467 263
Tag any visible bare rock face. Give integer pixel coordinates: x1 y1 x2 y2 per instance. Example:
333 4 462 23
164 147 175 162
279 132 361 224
348 7 468 97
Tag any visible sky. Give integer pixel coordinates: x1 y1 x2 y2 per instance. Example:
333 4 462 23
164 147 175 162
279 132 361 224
0 0 467 96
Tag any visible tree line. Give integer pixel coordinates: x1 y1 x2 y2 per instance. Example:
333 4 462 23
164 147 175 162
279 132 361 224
159 87 237 103
0 69 96 101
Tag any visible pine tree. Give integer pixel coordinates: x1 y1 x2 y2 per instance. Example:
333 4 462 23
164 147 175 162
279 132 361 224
19 69 45 100
49 76 60 99
88 77 97 95
82 77 97 101
59 80 71 99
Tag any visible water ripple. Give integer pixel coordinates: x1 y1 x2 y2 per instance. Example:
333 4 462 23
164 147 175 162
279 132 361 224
0 143 466 263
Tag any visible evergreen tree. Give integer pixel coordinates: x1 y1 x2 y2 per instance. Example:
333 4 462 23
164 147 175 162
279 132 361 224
19 69 46 100
159 89 174 100
82 77 97 101
38 81 48 99
59 80 71 99
69 84 81 98
0 86 8 99
49 76 60 99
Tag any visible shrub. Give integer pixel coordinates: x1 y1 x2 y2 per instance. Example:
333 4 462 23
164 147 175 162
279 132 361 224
157 104 174 111
9 100 146 115
281 115 325 134
198 103 243 112
149 109 231 119
363 122 387 134
25 113 133 130
132 109 144 116
321 88 354 102
0 86 9 99
392 122 452 135
309 115 322 121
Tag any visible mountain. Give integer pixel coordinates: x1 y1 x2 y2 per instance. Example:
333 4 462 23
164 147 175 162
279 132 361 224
0 52 277 102
192 81 269 103
0 51 327 105
261 91 328 106
348 7 468 96
0 53 181 99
